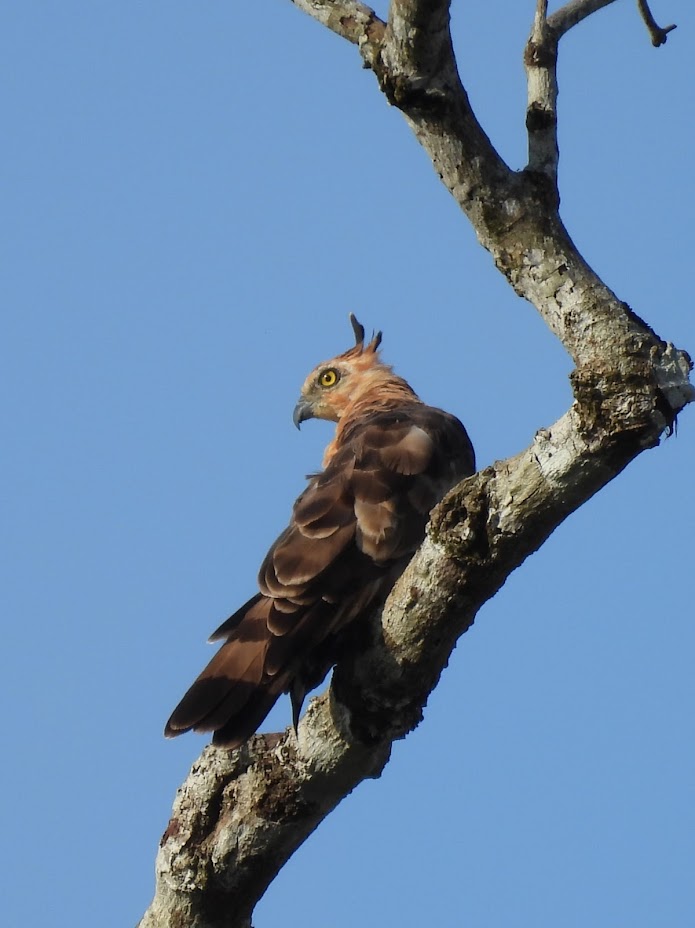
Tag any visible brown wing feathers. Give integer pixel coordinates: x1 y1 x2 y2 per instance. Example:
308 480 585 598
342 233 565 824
165 317 475 748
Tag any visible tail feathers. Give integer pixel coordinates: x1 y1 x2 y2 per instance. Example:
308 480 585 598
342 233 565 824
165 673 284 749
208 593 263 642
211 688 284 748
165 634 271 739
165 572 389 746
164 674 234 736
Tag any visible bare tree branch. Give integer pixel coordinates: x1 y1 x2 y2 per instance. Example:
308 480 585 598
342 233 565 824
139 2 693 925
384 0 454 64
525 0 559 183
141 721 392 928
290 0 385 64
636 0 677 46
548 0 618 39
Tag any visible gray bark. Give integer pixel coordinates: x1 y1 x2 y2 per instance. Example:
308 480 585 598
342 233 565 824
140 2 691 926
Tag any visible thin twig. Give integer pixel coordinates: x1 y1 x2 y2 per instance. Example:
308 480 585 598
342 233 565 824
548 0 618 40
636 0 676 47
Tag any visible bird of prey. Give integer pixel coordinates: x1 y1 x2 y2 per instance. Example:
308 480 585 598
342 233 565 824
165 315 475 747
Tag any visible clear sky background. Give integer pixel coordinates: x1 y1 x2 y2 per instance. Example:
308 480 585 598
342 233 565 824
3 3 693 926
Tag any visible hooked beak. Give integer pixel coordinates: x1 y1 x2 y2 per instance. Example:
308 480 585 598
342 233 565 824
292 397 314 430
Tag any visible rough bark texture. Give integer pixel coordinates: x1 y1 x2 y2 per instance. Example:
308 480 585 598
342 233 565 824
140 2 690 926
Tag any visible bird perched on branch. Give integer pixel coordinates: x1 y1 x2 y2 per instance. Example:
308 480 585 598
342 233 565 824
165 315 475 747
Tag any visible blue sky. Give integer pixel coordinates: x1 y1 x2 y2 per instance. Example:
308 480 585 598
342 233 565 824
3 3 693 926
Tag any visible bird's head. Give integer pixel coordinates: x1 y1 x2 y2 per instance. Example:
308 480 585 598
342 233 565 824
293 314 399 427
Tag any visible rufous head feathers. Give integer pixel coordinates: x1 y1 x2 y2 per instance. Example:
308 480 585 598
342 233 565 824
293 314 409 427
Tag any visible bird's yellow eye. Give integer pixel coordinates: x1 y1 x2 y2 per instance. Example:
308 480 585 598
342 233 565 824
318 368 340 388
